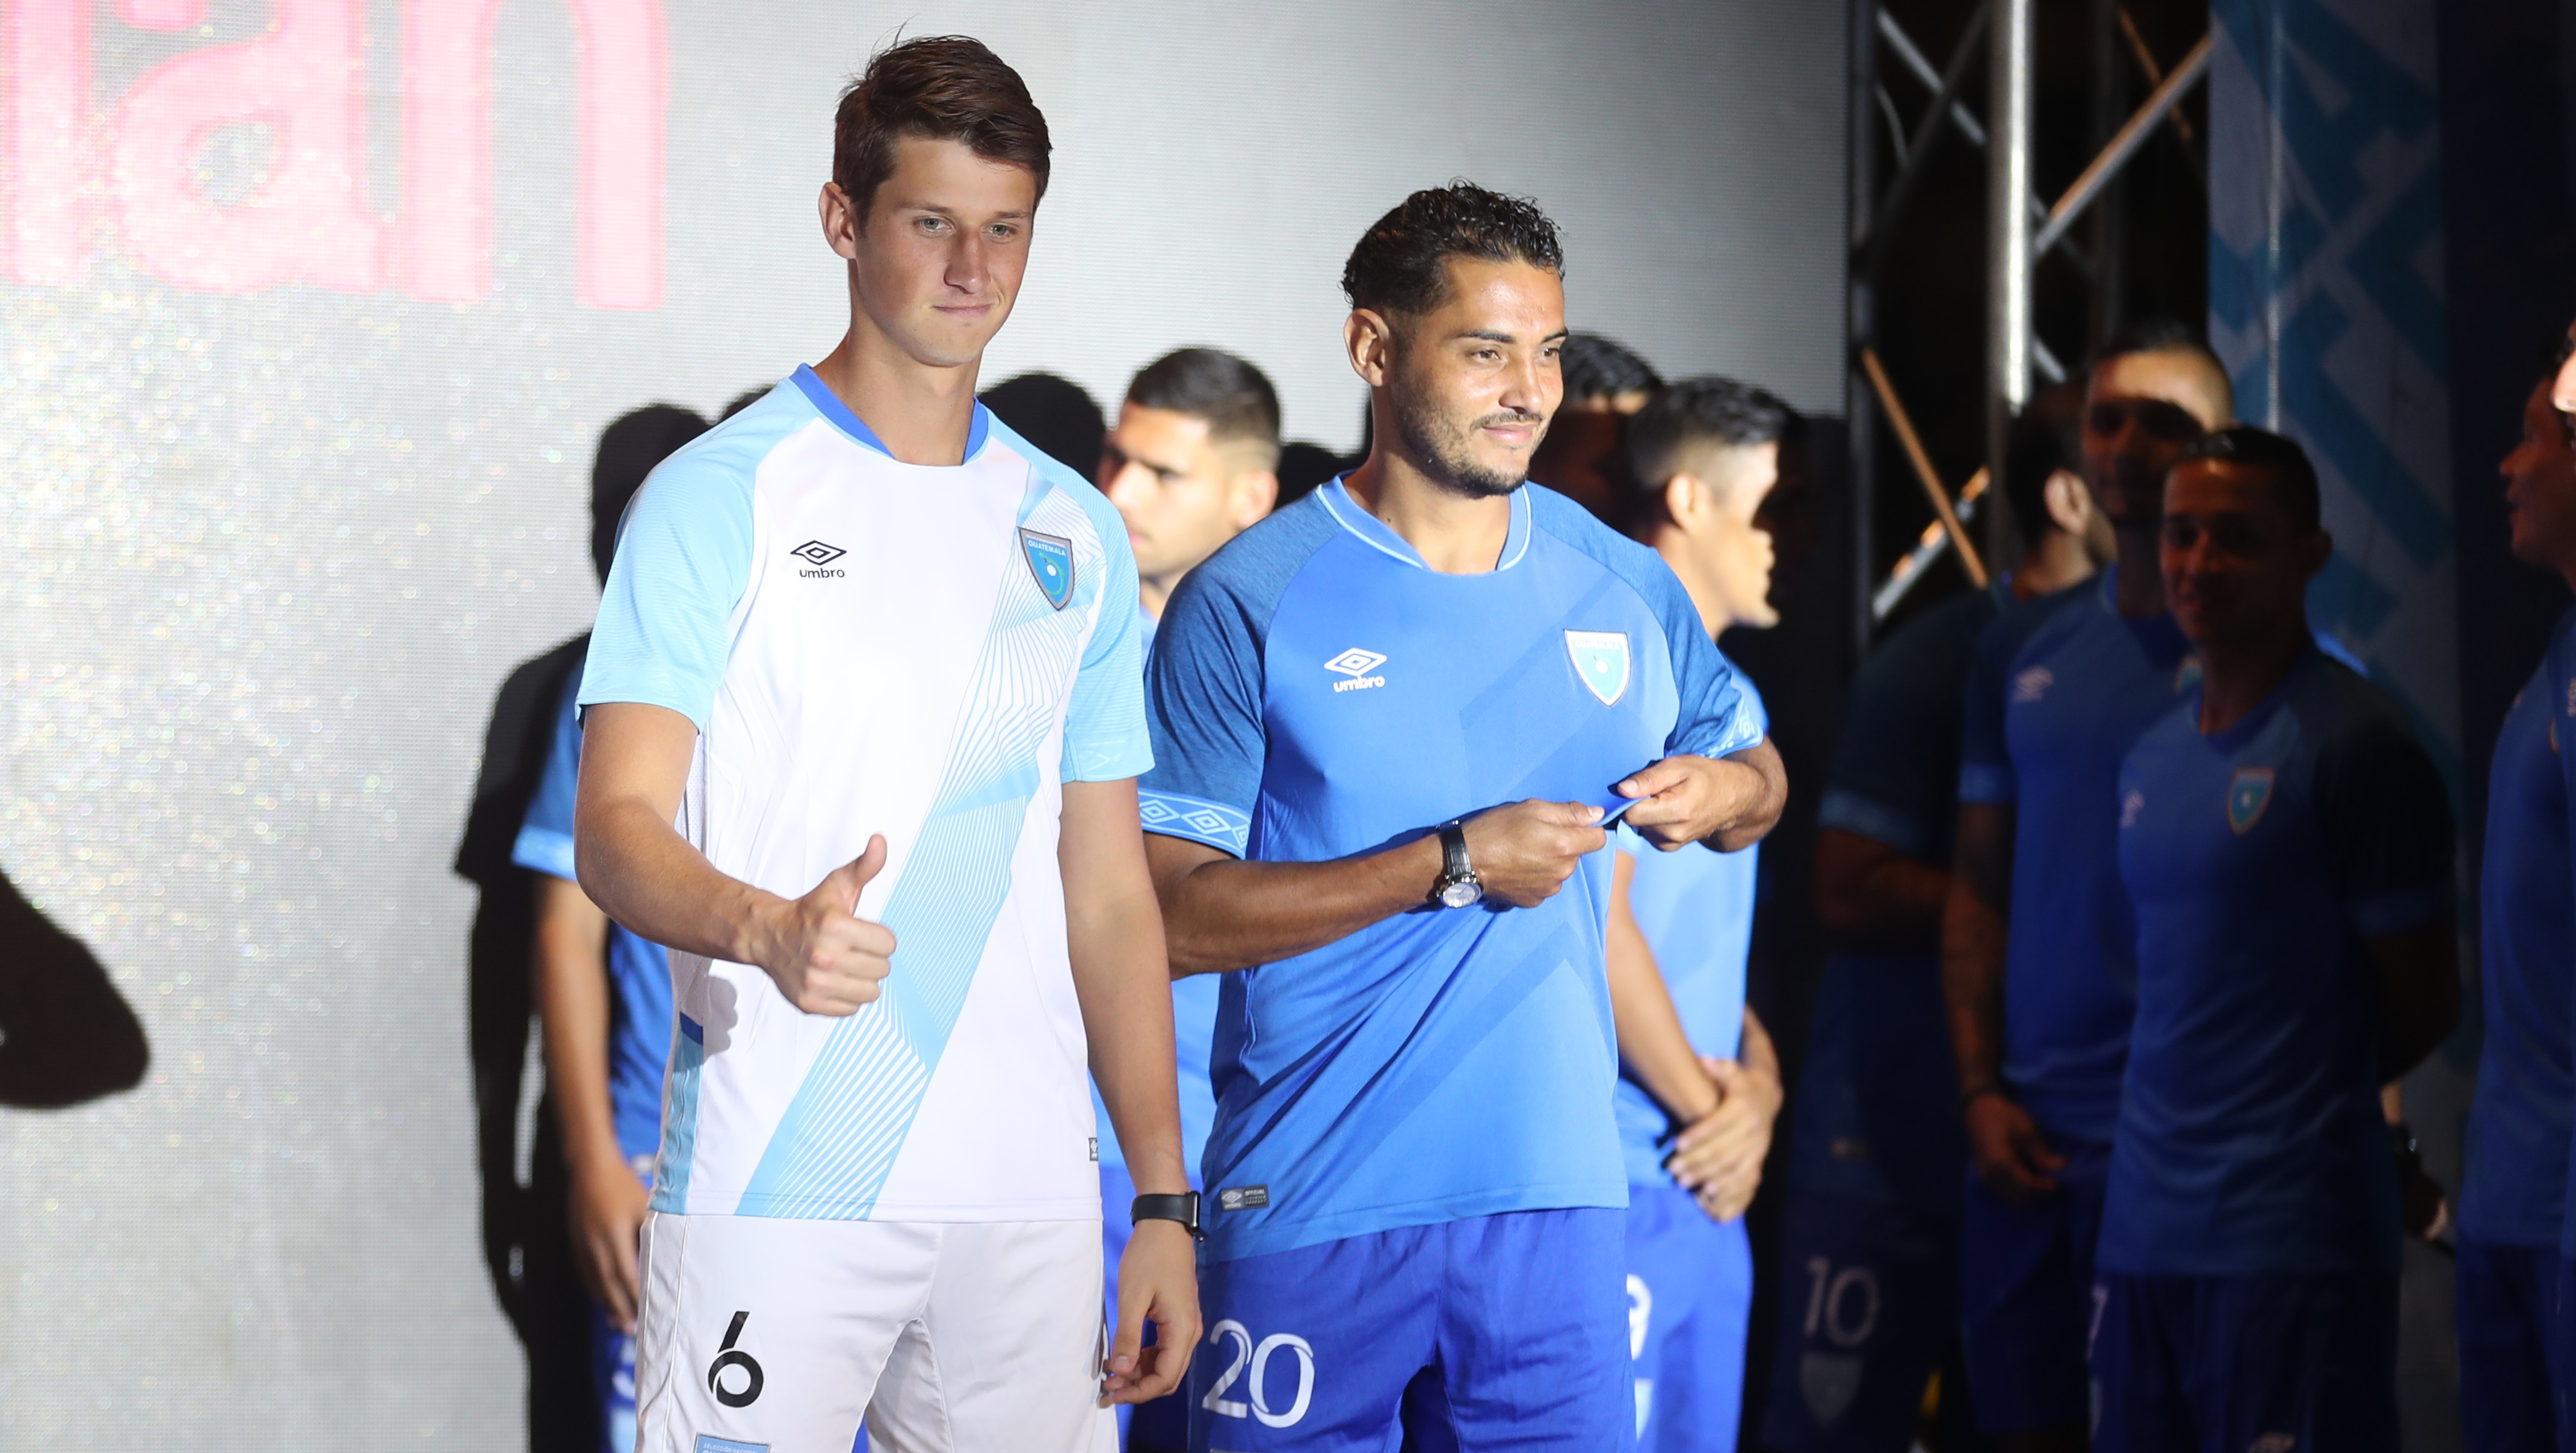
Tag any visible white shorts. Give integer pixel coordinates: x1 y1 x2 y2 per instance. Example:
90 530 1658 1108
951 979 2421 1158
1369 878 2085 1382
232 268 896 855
633 1212 1117 1453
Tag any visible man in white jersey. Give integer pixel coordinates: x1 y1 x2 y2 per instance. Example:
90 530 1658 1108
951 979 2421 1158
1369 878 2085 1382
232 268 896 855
572 37 1199 1452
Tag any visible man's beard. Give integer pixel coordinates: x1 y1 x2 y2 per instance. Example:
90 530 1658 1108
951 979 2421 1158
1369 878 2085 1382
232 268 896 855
1395 392 1542 500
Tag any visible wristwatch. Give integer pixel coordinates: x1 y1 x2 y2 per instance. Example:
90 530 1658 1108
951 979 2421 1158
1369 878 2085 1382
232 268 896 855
1431 820 1484 908
1131 1190 1203 1241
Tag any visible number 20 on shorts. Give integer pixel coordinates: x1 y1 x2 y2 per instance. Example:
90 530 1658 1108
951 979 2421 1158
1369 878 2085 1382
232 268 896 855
1200 1318 1317 1429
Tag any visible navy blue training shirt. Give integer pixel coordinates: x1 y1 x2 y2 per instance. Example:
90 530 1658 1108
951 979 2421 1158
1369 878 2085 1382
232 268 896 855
2103 648 2454 1279
2460 634 2572 1248
1789 582 2001 1215
1139 480 1761 1262
1959 568 2194 1145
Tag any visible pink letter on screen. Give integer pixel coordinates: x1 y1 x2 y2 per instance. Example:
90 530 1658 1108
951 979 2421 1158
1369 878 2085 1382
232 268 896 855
4 0 90 286
112 0 383 294
406 0 665 309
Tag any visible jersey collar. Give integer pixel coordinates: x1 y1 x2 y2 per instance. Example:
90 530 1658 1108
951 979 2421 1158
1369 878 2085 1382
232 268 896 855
791 364 992 463
1317 476 1533 572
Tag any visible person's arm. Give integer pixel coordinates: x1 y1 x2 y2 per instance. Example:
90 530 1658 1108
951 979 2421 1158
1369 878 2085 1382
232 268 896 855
531 874 650 1331
2365 925 2459 1082
1669 1006 1784 1223
1148 798 1610 976
1945 802 2064 1200
1060 778 1200 1407
1815 826 1949 952
1605 850 1723 1126
1617 739 1788 854
574 702 895 1015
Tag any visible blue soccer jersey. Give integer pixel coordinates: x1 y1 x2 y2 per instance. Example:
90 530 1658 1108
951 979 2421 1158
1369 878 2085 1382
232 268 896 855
1614 672 1766 1187
2460 634 2572 1248
1958 569 2194 1144
2103 647 2454 1279
1140 480 1761 1263
514 658 673 1165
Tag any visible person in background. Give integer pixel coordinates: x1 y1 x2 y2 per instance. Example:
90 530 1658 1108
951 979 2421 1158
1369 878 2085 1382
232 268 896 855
2094 427 2456 1448
1941 323 2229 1453
511 404 710 1453
1592 376 1792 1453
2457 357 2576 1452
1765 388 2107 1453
1101 348 1280 633
983 370 1107 478
1532 332 1663 516
1092 344 1279 1452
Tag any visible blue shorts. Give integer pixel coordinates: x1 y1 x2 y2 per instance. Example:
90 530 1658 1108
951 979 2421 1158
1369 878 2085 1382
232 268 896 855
2091 1270 2397 1453
1958 1135 2110 1436
1626 1185 1753 1453
1185 1208 1628 1452
1758 1191 1956 1452
2459 1240 2560 1453
1102 1163 1190 1452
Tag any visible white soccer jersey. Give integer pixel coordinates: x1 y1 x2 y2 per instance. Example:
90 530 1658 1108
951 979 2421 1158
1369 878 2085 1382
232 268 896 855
580 368 1151 1222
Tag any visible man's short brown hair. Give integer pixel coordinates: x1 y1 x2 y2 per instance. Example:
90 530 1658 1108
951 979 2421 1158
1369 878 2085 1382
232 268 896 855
833 37 1051 224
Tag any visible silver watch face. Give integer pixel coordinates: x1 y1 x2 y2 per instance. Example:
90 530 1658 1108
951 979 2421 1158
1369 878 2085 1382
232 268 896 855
1438 878 1484 909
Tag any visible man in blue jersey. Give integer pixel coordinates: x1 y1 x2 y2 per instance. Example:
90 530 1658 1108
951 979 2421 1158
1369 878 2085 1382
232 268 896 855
1766 389 2109 1452
1138 184 1787 1451
1591 375 1794 1452
2466 364 2576 1450
2096 427 2457 1448
571 39 1198 1451
1095 345 1280 1452
516 405 707 1453
1941 321 2231 1453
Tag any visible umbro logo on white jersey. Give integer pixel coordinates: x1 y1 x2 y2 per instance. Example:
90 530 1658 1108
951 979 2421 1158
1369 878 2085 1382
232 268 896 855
1325 648 1388 693
791 540 847 578
2013 665 2054 702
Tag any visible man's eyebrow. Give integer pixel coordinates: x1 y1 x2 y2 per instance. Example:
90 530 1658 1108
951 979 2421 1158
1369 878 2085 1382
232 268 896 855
1451 327 1572 345
1107 442 1189 476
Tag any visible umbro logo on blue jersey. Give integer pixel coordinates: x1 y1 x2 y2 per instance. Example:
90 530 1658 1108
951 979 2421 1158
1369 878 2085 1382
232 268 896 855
2013 665 2054 702
791 540 847 578
1564 631 1631 706
1326 648 1388 692
2227 767 2275 835
1020 528 1074 610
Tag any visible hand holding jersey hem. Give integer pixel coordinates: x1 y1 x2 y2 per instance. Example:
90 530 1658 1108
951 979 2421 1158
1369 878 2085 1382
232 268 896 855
1458 799 1608 908
1616 740 1787 853
750 836 898 1016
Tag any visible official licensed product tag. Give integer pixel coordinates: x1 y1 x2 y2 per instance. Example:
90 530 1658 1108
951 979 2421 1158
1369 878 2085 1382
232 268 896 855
1217 1185 1270 1212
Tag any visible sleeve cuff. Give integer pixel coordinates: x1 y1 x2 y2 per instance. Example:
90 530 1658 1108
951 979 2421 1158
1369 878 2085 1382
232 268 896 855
1139 789 1251 857
1816 787 1930 859
1066 735 1155 784
1957 762 2018 805
511 825 577 881
2346 884 2455 938
574 684 711 734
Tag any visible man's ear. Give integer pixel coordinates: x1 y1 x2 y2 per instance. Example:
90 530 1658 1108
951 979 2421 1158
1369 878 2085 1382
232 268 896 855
1344 310 1397 389
1230 469 1279 530
1663 472 1710 530
2041 468 2092 536
820 181 861 262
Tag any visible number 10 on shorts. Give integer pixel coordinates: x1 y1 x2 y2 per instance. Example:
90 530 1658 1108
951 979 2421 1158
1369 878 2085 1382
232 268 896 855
1200 1318 1317 1428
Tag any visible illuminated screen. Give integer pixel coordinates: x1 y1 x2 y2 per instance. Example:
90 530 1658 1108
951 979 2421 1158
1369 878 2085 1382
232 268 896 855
0 1 1844 1442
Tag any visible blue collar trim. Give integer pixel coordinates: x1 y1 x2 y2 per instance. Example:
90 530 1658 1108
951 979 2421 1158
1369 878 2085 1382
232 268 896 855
791 364 990 463
1317 477 1532 572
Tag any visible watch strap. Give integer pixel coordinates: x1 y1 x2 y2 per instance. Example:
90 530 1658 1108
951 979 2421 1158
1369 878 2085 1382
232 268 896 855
1131 1190 1203 1241
1439 820 1472 881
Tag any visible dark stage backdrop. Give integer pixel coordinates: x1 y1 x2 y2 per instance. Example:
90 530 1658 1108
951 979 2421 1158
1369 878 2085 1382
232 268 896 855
0 1 1848 1444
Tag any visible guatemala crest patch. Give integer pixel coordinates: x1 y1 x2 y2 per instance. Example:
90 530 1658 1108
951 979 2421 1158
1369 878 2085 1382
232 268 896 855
1019 528 1073 610
2226 767 2275 835
1564 630 1631 706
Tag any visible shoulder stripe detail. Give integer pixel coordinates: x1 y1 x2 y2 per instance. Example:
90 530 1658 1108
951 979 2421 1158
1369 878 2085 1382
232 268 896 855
1140 790 1252 857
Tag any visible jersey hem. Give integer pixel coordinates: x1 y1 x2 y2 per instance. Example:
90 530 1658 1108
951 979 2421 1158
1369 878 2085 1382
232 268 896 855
661 1194 1105 1222
1202 1178 1628 1263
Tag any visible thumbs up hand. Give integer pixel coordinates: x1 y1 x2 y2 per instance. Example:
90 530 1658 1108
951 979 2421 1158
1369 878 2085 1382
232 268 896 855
753 835 898 1015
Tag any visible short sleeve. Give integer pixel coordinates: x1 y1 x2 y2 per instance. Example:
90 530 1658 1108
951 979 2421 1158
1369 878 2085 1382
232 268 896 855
1138 572 1270 858
1957 610 2022 805
511 672 584 881
1061 528 1154 783
1658 580 1759 761
2313 716 2456 937
577 452 755 729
